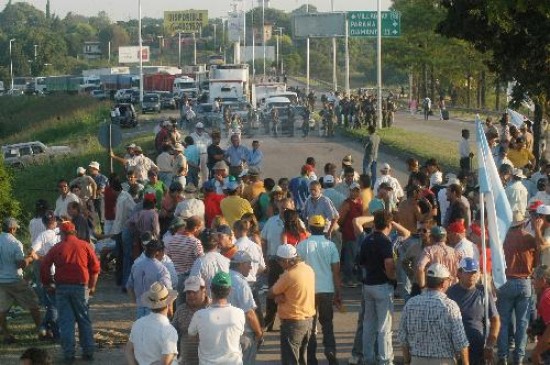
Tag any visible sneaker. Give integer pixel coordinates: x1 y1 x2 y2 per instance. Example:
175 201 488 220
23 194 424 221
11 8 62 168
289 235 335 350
348 355 360 365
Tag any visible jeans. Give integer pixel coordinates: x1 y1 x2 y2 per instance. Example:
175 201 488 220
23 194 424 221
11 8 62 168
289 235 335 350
342 241 360 283
265 259 284 330
280 318 313 365
363 158 377 183
496 278 532 362
33 261 59 337
362 283 394 365
307 293 336 364
56 285 94 359
396 258 412 301
187 166 200 188
121 227 135 288
241 331 258 365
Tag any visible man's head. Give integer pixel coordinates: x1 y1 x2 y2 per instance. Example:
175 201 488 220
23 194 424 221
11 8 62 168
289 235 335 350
59 220 77 238
380 163 391 176
426 263 452 291
278 198 295 217
195 122 205 134
230 250 253 278
308 215 326 235
143 239 165 259
252 140 260 150
57 179 69 197
537 205 550 227
67 201 80 218
349 182 361 199
147 169 158 184
342 154 353 168
407 158 419 173
2 217 19 234
88 161 100 176
230 134 241 147
276 243 299 270
446 183 462 203
461 129 470 139
184 276 206 308
447 221 466 245
343 166 355 184
211 271 232 300
215 224 233 249
309 180 322 199
430 226 447 244
141 281 178 312
377 182 393 199
368 125 376 134
183 216 203 238
416 221 430 245
232 219 248 238
373 210 393 232
323 175 335 189
457 257 479 290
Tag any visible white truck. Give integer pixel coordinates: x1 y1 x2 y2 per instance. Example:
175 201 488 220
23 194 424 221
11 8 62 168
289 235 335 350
208 64 249 103
173 75 199 100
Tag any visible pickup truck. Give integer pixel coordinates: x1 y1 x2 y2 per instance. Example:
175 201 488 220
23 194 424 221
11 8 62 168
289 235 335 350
2 141 71 168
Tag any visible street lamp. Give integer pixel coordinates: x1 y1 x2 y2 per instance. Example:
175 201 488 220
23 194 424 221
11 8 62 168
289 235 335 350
275 27 284 76
9 38 15 91
34 44 38 62
138 0 144 104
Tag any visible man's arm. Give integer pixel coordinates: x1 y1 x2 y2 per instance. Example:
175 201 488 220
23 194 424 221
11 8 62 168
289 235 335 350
245 309 263 340
459 346 470 365
532 323 550 365
124 341 138 365
352 216 374 237
161 354 176 365
391 221 411 239
484 314 500 363
416 249 429 288
331 262 342 309
402 345 411 365
533 218 550 250
384 258 396 280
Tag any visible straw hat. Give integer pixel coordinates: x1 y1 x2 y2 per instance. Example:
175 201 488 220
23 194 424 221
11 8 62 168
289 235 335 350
140 282 178 309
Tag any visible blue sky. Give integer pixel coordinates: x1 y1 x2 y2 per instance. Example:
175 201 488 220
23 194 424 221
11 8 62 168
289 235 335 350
17 0 392 21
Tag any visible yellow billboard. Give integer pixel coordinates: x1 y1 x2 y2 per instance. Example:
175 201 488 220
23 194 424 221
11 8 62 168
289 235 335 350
164 10 208 34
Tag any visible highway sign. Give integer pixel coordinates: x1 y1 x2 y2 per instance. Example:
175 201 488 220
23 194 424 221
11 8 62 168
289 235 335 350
348 11 401 37
98 122 122 149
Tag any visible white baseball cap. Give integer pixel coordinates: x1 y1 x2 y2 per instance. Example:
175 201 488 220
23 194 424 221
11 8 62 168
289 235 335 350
381 163 391 171
537 205 550 216
76 167 86 175
323 175 335 184
427 263 451 279
196 122 204 129
277 244 298 259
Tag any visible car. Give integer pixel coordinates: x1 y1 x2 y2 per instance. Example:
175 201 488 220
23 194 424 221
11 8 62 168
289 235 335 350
114 89 134 103
90 90 108 101
158 91 177 110
2 141 71 168
141 93 161 113
111 103 138 128
196 102 223 129
221 101 252 122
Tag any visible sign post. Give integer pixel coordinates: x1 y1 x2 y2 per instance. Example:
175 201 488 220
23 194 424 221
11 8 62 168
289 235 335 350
348 11 401 38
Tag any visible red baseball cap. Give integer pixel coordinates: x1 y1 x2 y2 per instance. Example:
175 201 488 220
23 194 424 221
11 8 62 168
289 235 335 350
529 200 544 212
447 221 466 234
59 221 76 233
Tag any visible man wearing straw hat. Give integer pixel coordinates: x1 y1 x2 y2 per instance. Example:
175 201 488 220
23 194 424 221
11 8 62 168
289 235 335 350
125 282 178 365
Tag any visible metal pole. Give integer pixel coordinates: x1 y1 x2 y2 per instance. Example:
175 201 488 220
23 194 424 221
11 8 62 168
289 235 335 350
109 121 113 173
276 32 279 75
138 0 143 104
213 23 217 48
34 44 37 62
331 0 337 92
376 0 382 128
262 0 266 76
480 190 490 340
251 1 255 80
193 32 197 65
345 19 350 97
178 32 182 68
108 41 111 65
306 37 310 94
9 39 14 91
243 0 246 51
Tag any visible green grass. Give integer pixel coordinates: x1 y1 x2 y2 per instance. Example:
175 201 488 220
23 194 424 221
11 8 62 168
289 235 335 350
340 126 460 171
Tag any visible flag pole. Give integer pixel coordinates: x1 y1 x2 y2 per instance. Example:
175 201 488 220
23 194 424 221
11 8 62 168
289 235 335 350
480 190 490 341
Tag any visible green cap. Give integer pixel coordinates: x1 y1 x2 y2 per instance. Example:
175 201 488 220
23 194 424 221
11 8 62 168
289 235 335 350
211 271 232 288
431 226 447 237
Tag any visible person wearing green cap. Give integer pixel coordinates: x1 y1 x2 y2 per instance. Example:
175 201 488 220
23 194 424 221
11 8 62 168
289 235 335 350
188 271 245 364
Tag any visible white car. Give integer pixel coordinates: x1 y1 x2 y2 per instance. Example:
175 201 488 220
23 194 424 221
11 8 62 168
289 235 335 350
2 141 71 168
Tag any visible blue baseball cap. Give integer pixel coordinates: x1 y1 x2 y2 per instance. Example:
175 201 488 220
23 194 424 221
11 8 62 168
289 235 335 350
459 257 479 273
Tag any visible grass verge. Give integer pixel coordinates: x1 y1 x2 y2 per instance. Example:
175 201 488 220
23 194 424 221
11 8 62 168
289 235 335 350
340 126 460 172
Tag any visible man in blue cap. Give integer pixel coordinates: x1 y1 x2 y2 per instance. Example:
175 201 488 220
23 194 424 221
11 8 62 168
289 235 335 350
447 257 500 365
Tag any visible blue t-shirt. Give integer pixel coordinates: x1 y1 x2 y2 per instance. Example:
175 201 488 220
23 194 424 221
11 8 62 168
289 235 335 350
446 284 497 359
296 235 340 294
289 176 310 211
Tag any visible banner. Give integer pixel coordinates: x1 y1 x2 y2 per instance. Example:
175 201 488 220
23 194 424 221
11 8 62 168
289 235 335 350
164 10 208 34
118 46 150 64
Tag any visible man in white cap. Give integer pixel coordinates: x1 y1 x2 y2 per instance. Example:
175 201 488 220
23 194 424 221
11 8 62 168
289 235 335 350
229 251 263 365
268 244 316 365
175 184 205 222
125 282 178 365
172 276 210 365
373 163 404 206
505 168 528 217
172 142 188 187
190 122 212 184
399 263 470 365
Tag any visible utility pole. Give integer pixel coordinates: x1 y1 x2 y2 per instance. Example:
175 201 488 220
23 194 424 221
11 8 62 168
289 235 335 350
138 0 143 104
331 0 337 92
376 0 382 128
306 0 310 94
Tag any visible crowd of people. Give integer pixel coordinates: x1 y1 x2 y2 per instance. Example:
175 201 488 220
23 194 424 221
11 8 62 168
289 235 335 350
2 107 550 365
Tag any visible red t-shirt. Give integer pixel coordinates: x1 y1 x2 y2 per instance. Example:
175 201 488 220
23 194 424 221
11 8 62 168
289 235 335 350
204 193 225 228
103 185 117 220
41 235 100 286
538 287 550 325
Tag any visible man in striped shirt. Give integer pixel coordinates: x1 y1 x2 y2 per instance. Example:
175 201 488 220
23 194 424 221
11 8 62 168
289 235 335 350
164 216 204 303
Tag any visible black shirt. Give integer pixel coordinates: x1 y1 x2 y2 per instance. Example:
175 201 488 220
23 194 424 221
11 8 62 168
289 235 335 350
207 144 224 168
358 231 393 285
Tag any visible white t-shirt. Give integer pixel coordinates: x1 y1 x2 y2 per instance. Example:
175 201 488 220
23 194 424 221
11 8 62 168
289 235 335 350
188 305 245 365
29 218 46 243
235 236 266 283
129 313 178 365
32 229 60 257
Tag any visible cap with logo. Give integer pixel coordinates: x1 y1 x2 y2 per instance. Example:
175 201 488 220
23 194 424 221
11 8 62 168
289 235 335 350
323 175 335 185
277 244 298 259
459 257 479 273
216 224 233 236
184 276 206 292
427 263 451 279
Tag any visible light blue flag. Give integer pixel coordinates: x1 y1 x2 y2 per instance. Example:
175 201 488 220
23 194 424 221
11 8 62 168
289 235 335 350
506 108 525 128
476 116 512 289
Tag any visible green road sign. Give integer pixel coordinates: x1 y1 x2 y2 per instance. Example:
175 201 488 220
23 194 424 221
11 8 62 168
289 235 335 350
348 11 401 37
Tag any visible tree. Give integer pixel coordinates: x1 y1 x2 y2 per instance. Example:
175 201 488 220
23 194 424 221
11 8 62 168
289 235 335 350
438 0 550 162
0 159 21 223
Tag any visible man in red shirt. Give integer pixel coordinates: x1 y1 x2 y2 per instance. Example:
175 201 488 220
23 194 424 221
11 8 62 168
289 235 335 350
203 179 225 228
41 221 100 363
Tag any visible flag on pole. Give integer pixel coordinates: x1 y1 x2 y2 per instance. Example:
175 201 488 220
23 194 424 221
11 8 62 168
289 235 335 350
475 115 512 289
506 108 525 128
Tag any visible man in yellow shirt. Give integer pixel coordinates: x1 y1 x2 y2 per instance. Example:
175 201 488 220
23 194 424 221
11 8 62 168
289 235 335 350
220 177 254 226
507 137 535 168
268 244 316 365
242 167 265 202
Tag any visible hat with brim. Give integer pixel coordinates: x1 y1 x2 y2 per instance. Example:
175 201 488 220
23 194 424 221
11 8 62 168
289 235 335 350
510 211 528 227
427 263 451 279
126 143 136 149
342 154 353 166
141 282 178 309
184 184 197 193
88 161 100 170
247 167 261 176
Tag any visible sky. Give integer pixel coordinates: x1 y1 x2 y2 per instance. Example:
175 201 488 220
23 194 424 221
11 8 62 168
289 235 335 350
16 0 392 21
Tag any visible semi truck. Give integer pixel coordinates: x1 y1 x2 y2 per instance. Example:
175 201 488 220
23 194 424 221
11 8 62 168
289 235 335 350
144 74 176 92
44 76 81 94
208 64 250 103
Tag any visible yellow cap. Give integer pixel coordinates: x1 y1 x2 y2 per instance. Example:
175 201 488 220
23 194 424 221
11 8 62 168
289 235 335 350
308 215 326 228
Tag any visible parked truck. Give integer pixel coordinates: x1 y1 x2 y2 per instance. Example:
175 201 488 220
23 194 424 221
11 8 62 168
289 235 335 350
100 74 135 98
82 67 130 78
44 76 81 94
144 74 176 92
208 64 249 103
